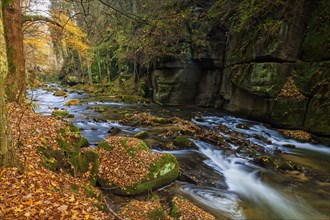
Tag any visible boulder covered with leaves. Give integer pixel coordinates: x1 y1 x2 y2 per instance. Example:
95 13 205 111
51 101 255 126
97 136 179 195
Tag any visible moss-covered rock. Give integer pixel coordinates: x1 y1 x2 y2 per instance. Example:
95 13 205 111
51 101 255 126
53 90 68 97
97 136 179 195
52 109 74 118
37 122 93 180
173 136 197 149
134 130 149 139
89 106 106 113
64 99 80 106
253 156 276 168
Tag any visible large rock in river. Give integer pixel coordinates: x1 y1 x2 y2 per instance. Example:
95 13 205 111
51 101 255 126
97 136 179 195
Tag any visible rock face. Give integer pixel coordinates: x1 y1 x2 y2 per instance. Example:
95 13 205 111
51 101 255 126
150 0 330 137
97 136 179 195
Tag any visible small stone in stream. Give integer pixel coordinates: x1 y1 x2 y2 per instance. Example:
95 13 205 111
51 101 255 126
282 144 296 149
279 161 294 171
195 116 205 122
134 130 149 139
108 126 121 134
52 110 74 118
236 123 251 129
253 134 272 144
91 127 97 131
53 90 68 97
253 156 276 168
64 99 80 106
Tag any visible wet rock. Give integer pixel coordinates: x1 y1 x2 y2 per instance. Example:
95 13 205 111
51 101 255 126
279 161 295 171
236 123 251 130
282 144 296 149
253 156 276 168
134 130 149 139
89 106 106 113
64 99 80 106
97 136 179 195
53 90 68 97
173 136 197 149
253 134 272 144
52 110 74 118
107 126 121 134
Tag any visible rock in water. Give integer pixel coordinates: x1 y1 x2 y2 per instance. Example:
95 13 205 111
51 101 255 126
97 136 179 195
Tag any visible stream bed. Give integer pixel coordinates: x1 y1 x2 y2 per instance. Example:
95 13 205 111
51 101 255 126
28 84 330 220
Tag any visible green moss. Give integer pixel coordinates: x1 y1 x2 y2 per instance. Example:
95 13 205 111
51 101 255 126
78 150 99 184
123 154 179 195
52 110 74 118
148 207 165 220
173 136 197 149
97 141 114 151
70 184 80 194
134 130 149 139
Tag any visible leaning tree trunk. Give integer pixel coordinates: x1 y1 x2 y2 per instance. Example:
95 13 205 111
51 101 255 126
0 0 15 167
4 0 26 103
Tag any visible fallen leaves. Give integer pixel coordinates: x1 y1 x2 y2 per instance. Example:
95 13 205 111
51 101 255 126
0 103 113 219
172 196 216 220
97 136 163 188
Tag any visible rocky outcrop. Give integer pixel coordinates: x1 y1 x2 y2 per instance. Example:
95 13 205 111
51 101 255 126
150 0 330 138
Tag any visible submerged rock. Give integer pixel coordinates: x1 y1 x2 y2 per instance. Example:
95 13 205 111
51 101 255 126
97 136 179 195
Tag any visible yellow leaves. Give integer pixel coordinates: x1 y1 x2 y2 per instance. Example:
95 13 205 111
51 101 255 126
50 11 91 60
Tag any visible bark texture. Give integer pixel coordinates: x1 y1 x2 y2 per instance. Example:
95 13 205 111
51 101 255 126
0 0 15 167
4 0 26 102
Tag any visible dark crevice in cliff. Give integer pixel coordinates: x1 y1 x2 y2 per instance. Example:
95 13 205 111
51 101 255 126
225 58 298 67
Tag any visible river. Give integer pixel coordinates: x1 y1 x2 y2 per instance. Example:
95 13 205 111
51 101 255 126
28 84 330 220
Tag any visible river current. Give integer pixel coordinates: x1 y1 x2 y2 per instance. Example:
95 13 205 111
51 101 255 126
28 85 330 220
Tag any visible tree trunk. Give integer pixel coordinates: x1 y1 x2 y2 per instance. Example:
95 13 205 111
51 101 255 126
4 0 26 103
0 0 15 167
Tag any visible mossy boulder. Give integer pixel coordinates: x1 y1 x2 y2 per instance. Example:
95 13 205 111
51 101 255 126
52 109 74 118
97 136 179 195
134 130 149 139
253 156 276 168
173 136 197 149
37 123 93 179
53 90 68 97
64 99 80 106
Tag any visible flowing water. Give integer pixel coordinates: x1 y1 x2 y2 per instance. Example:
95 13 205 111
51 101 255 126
28 84 330 220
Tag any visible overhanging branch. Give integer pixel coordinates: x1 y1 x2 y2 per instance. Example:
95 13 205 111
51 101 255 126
22 15 62 27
